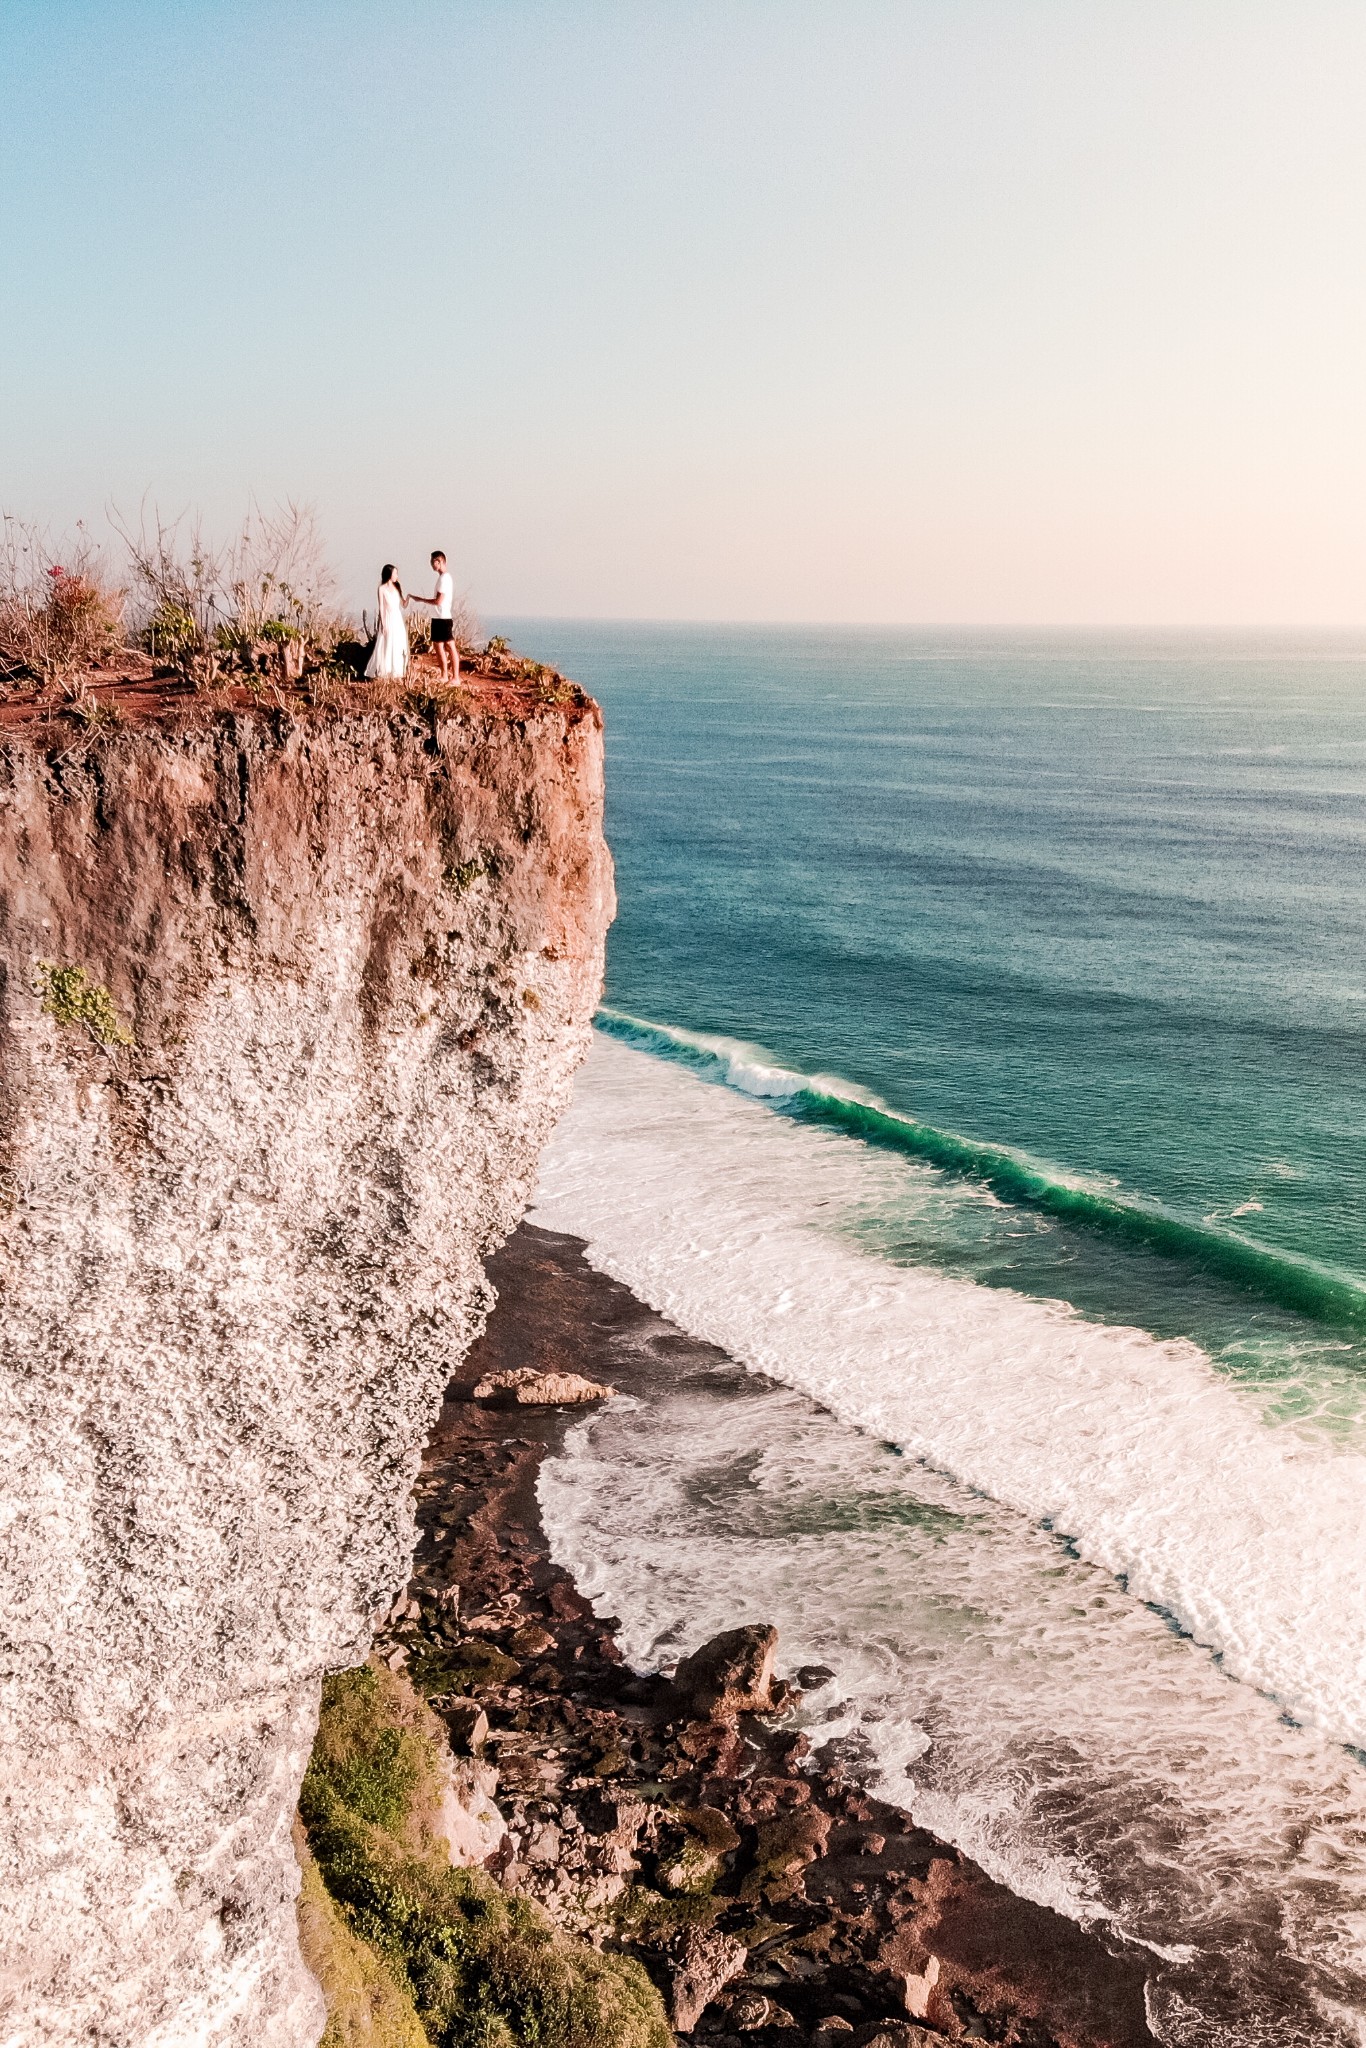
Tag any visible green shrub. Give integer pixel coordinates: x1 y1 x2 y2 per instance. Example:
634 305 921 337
406 1640 520 1700
34 962 134 1047
300 1663 671 2048
145 599 199 664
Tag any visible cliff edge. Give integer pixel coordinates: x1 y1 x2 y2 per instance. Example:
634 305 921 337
0 685 613 2045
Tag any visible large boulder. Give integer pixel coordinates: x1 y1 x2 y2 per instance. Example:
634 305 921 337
472 1365 615 1405
669 1928 748 2033
435 1757 507 1868
671 1624 781 1722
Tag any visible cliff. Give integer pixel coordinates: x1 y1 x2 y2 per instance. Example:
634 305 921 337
0 684 613 2045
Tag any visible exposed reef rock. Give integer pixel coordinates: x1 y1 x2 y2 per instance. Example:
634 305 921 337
0 686 612 2044
471 1364 615 1405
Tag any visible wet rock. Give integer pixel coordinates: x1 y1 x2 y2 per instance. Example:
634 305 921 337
745 1807 833 1899
680 1804 742 1856
673 1625 780 1722
796 1664 837 1689
509 1622 556 1658
726 1990 796 2031
472 1366 615 1405
669 1926 749 2032
675 1719 747 1776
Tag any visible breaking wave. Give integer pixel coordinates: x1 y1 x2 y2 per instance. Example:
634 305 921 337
597 1007 1366 1331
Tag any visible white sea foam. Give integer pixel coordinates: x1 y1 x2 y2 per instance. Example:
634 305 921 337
532 1033 1366 1750
539 1379 1366 2040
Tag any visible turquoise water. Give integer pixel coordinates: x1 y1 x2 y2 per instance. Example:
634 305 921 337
510 623 1366 2044
511 622 1366 1434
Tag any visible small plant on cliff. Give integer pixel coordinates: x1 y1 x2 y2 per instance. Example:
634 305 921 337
300 1662 671 2048
118 499 340 686
0 517 127 691
119 511 226 684
145 598 202 669
67 695 123 732
443 852 493 896
34 963 135 1048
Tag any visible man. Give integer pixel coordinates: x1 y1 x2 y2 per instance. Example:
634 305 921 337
413 551 458 681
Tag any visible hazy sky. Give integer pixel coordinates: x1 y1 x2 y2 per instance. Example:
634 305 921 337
5 2 1366 624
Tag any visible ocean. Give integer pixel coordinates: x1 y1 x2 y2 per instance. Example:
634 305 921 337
502 622 1366 2046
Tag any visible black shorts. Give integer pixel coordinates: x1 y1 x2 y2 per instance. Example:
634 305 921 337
431 617 454 643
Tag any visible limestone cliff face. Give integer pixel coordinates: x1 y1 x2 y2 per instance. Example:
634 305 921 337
0 692 613 2046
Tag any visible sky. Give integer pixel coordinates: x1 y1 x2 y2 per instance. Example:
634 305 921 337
4 1 1366 625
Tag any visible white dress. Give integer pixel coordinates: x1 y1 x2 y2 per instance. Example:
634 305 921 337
365 582 409 679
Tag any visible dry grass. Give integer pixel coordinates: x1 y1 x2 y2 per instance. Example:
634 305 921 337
0 518 126 693
115 500 347 687
0 505 504 710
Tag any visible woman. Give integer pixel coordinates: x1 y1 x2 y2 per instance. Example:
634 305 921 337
364 564 409 680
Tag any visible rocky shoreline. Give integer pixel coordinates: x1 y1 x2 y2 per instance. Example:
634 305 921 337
373 1223 1158 2048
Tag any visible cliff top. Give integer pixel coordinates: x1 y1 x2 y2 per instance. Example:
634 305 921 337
0 642 596 745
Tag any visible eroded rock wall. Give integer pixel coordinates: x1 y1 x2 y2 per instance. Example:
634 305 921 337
0 697 612 2046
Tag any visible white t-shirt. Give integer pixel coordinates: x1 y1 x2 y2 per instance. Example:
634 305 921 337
435 570 454 619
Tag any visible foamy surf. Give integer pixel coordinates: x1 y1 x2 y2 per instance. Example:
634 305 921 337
531 1031 1366 2044
539 1378 1366 2043
533 1032 1366 1750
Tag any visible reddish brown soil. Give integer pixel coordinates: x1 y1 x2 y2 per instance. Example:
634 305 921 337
0 649 583 735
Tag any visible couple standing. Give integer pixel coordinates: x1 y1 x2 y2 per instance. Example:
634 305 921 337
364 551 458 681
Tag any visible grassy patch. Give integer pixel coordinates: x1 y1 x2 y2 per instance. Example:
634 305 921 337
296 1836 429 2048
34 962 134 1047
300 1662 671 2048
443 853 493 895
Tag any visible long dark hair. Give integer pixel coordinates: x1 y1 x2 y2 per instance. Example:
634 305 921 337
380 563 403 598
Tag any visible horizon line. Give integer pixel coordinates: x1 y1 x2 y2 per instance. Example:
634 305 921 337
490 614 1366 635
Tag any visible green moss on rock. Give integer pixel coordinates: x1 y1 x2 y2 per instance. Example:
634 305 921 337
300 1662 671 2048
404 1641 521 1699
33 962 134 1047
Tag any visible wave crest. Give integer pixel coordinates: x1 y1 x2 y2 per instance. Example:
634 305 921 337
597 1007 1366 1330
